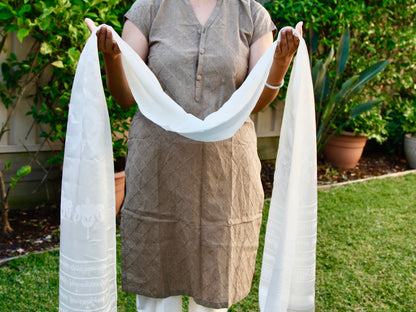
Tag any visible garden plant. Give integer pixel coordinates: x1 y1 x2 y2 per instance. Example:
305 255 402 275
0 0 416 310
312 27 387 156
0 0 136 231
265 0 416 154
0 0 136 165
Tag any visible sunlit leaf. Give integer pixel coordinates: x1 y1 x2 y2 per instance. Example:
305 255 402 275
40 42 53 55
51 60 64 68
17 28 30 42
16 165 31 178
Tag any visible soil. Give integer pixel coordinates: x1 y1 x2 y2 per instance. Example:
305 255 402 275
0 205 60 260
0 148 411 261
261 148 410 198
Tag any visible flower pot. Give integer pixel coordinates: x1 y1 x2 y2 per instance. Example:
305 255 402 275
404 134 416 169
114 171 125 215
323 131 367 169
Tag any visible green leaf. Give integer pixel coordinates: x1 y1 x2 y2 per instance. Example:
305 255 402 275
51 60 64 68
357 60 388 87
16 165 31 178
40 16 51 31
19 4 32 14
324 46 334 69
0 10 14 20
313 60 328 102
332 75 359 105
4 161 12 171
347 60 388 99
40 42 53 55
350 100 382 119
67 47 80 63
313 46 334 103
17 28 30 42
335 28 350 75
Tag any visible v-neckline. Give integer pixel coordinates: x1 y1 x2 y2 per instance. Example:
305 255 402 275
186 0 222 29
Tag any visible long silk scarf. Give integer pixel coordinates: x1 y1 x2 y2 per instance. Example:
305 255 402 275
59 25 316 312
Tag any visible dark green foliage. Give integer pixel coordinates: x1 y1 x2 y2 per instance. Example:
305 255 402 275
313 28 387 155
265 0 416 152
0 0 136 165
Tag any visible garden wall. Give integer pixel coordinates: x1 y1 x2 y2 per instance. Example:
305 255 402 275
0 32 61 210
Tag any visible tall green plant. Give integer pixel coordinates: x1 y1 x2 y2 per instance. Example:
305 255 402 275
0 163 31 233
0 0 136 165
312 28 388 156
0 0 136 231
265 0 416 153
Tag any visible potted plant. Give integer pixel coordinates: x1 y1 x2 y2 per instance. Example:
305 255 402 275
401 99 416 168
313 28 388 168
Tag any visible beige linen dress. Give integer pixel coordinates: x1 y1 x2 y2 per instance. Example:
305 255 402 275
120 0 276 308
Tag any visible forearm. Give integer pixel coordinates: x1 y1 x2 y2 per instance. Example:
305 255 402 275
252 56 292 114
103 53 136 110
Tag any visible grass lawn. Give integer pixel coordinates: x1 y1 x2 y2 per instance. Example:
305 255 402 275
1 174 415 311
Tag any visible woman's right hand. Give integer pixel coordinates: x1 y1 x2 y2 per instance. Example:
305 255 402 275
85 18 121 57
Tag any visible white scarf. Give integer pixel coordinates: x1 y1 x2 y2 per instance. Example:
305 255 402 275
59 25 316 312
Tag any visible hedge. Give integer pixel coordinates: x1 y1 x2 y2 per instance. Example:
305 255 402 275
266 0 416 152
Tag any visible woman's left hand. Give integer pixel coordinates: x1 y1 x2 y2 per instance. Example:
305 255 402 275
274 22 303 63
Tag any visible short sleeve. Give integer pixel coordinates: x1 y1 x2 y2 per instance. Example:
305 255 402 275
250 1 276 44
124 0 157 39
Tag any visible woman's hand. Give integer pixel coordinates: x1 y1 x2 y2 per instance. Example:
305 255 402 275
251 22 304 113
85 18 120 57
274 21 303 63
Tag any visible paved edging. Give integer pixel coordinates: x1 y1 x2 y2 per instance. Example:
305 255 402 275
0 234 122 265
0 247 60 265
318 169 416 189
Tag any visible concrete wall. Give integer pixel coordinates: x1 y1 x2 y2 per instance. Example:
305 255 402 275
251 101 284 160
0 152 61 210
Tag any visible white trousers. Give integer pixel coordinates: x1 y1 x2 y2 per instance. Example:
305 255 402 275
136 295 228 312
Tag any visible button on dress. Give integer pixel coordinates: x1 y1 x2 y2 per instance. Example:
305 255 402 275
120 0 276 308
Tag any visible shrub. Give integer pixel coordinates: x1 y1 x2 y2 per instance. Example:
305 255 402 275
265 0 416 151
0 0 136 165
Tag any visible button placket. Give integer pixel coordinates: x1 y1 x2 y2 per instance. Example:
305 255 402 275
195 28 207 103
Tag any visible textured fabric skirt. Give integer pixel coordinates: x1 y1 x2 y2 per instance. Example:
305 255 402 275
120 112 264 308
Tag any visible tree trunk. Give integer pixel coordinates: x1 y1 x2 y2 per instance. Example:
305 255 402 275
0 170 13 233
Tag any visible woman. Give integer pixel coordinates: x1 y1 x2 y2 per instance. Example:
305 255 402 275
86 0 301 311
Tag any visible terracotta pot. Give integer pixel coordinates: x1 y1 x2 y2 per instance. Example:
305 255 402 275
114 171 126 215
404 134 416 169
323 131 367 169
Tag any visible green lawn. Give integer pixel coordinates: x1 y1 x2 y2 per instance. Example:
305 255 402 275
1 174 415 311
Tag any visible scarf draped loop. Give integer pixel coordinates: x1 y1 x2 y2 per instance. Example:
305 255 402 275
59 25 317 312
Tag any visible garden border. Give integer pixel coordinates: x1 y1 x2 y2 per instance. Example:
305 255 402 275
318 169 416 189
2 171 416 265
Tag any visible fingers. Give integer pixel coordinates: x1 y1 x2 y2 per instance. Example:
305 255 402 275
273 22 303 61
278 28 299 54
295 21 303 37
85 18 96 33
85 18 120 55
96 27 121 55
